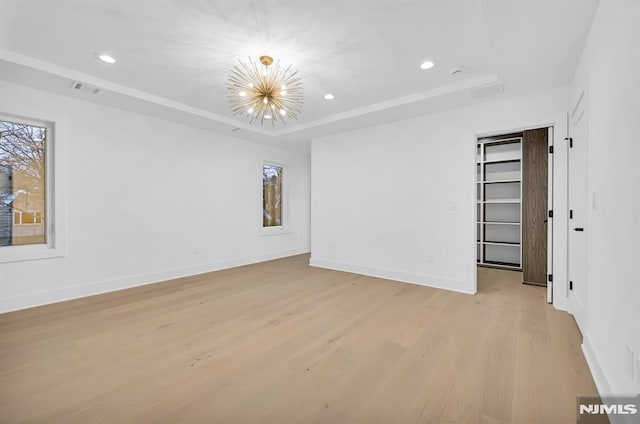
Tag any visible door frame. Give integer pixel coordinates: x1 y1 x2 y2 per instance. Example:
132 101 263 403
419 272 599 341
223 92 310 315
567 83 589 331
474 123 555 304
547 126 554 303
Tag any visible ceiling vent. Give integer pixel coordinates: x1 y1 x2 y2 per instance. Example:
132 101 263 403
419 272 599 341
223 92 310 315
450 67 463 77
469 82 503 100
69 81 101 95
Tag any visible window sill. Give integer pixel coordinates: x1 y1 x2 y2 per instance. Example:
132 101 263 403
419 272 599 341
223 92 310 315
0 244 66 264
259 227 292 237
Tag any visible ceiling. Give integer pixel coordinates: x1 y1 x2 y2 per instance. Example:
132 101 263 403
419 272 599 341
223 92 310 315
0 0 600 147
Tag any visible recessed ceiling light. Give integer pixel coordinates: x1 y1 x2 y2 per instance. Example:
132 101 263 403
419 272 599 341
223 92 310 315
420 60 434 70
324 93 335 100
94 53 116 64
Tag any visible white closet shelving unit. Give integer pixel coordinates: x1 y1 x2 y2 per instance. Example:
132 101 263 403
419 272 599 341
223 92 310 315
476 135 523 269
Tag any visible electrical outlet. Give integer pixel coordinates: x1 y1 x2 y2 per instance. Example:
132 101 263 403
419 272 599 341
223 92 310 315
426 254 434 263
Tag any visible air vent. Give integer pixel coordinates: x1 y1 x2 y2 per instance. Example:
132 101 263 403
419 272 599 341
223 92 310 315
450 67 463 77
69 81 100 95
469 82 503 100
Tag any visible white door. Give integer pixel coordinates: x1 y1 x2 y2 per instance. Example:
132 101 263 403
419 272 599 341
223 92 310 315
568 86 589 332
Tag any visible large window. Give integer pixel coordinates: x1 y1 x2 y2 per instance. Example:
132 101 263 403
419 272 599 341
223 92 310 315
0 119 47 247
262 164 283 227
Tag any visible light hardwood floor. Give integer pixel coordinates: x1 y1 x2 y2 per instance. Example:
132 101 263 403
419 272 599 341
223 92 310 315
0 255 599 423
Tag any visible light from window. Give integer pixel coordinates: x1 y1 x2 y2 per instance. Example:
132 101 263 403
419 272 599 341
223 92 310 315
0 120 47 247
263 164 282 227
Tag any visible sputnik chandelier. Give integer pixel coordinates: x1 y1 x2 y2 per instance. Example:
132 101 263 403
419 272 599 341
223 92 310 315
227 55 303 125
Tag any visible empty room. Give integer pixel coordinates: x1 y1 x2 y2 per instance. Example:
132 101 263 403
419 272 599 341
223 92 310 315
1 0 639 423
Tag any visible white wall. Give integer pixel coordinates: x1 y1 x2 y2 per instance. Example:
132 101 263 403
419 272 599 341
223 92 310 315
311 87 570 307
0 80 310 313
573 0 640 398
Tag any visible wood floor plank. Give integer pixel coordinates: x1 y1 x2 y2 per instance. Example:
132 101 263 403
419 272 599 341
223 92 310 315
0 255 600 423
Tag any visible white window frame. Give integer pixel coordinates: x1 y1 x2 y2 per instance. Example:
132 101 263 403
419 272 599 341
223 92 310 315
0 112 67 263
260 160 290 236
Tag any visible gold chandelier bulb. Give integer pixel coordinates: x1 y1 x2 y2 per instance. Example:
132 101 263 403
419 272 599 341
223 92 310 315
259 55 273 66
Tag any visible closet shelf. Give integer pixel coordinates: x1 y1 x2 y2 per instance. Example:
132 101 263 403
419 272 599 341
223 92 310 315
482 241 520 247
482 260 521 269
480 158 521 164
482 199 521 204
484 179 521 184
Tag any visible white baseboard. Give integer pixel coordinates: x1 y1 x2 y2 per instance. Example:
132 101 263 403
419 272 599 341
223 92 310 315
0 248 309 314
580 333 640 424
553 303 569 312
582 333 615 396
309 257 474 294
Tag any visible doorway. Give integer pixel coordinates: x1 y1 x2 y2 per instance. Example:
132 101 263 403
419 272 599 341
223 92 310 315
476 127 554 302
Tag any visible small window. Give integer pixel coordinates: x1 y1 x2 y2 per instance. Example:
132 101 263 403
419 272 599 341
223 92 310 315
0 119 47 247
263 164 283 227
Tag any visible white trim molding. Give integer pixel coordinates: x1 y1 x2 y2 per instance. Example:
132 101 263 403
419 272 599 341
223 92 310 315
0 248 309 313
309 257 473 295
582 333 615 396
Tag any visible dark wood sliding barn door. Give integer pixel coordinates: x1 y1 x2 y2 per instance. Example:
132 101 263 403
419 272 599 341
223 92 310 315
522 128 548 285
